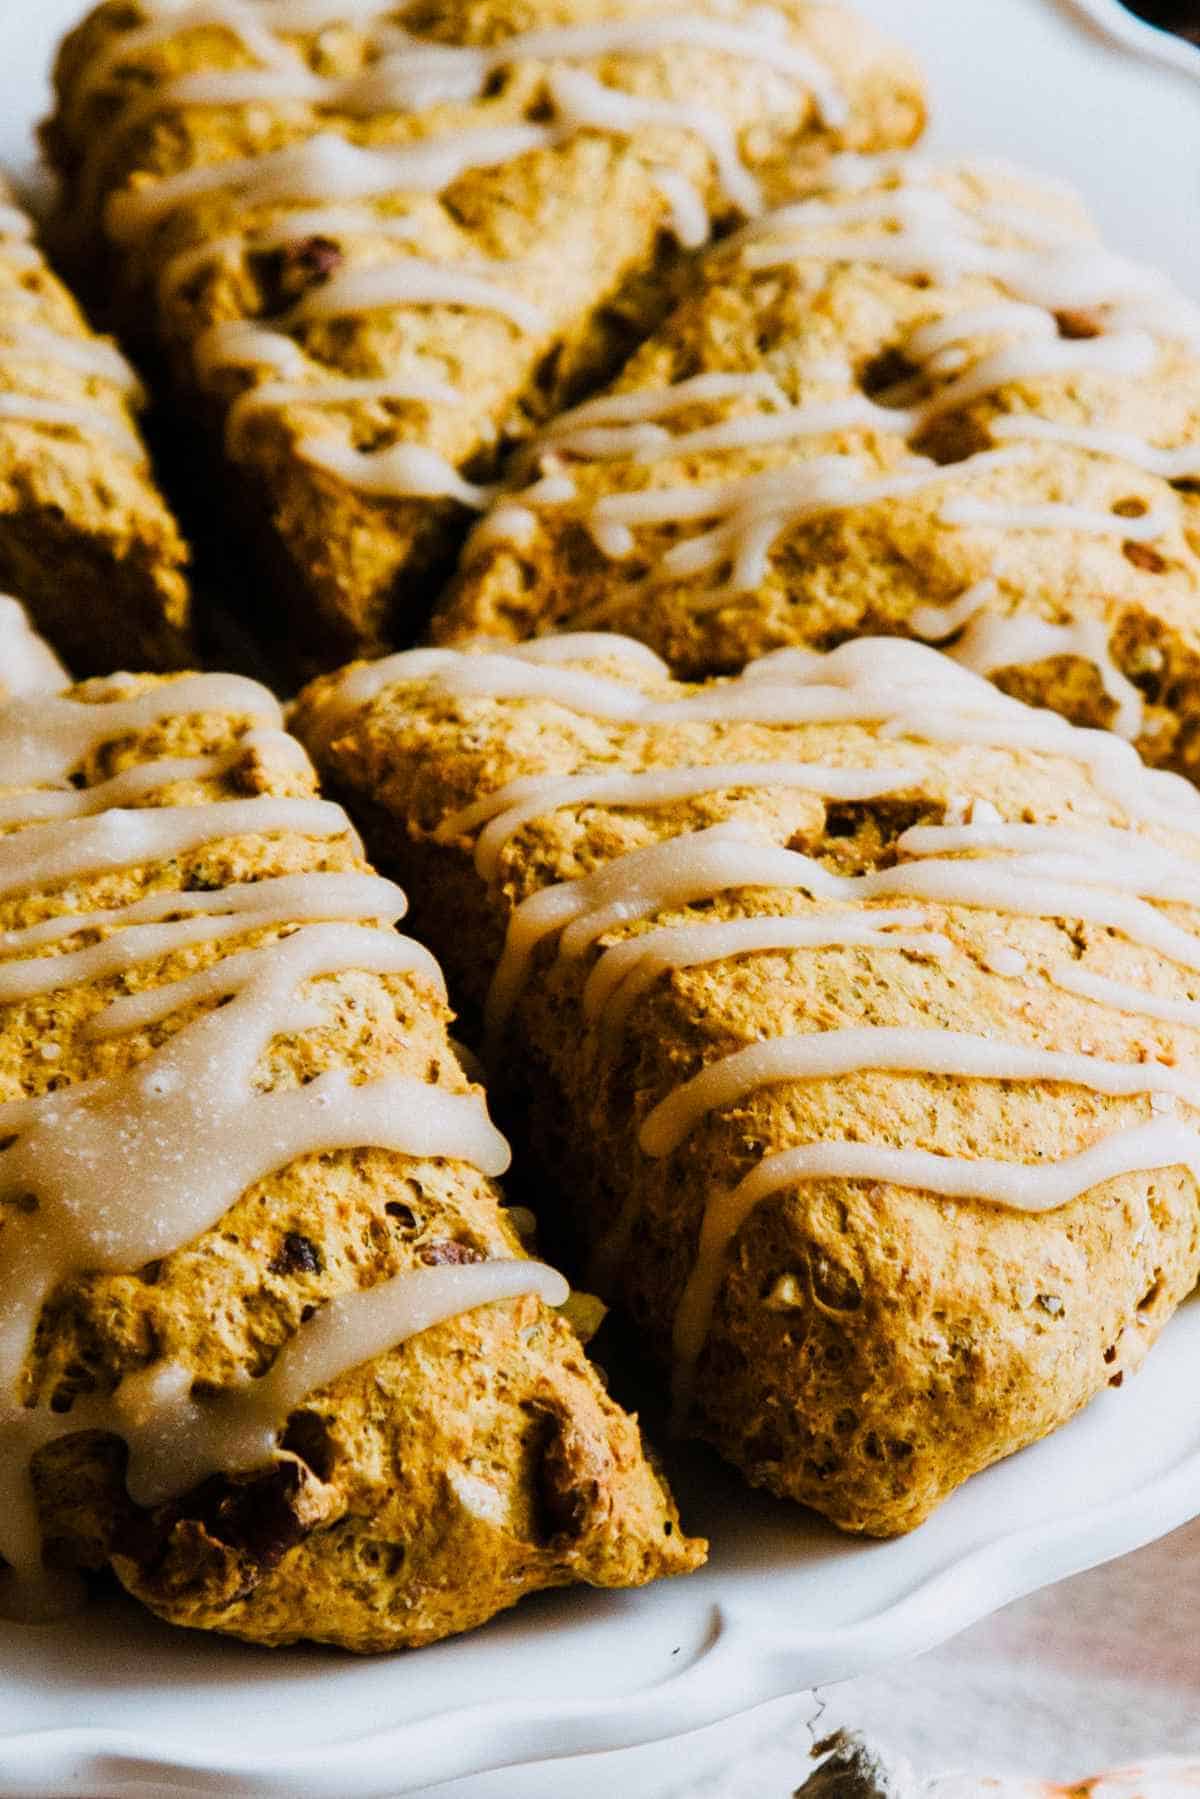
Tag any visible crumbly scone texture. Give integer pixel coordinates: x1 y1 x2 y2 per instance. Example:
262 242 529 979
5 673 701 1651
0 182 190 676
293 645 1200 1536
47 0 924 668
433 160 1200 778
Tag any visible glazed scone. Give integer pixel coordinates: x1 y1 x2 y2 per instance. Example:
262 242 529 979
294 633 1200 1535
0 654 701 1649
46 0 924 669
0 184 190 674
0 597 68 696
434 156 1200 778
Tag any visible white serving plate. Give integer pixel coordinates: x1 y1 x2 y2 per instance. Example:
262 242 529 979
2 3 1199 1795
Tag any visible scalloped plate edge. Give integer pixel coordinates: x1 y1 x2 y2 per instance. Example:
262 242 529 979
5 1442 1200 1798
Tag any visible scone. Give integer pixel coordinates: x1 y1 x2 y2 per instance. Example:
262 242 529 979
0 183 190 674
46 0 924 669
294 632 1200 1535
0 633 701 1649
434 156 1200 778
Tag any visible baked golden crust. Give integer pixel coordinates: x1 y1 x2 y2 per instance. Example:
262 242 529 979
433 158 1200 779
46 0 924 668
293 636 1200 1535
0 182 190 675
1 655 700 1650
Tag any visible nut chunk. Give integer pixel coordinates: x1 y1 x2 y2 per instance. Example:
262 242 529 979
0 654 700 1649
46 0 924 667
295 633 1200 1535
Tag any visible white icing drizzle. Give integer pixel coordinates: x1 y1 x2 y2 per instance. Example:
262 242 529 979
116 1259 567 1507
586 446 1033 592
486 816 1200 1044
650 166 711 250
104 9 842 141
84 5 846 518
195 319 309 381
516 632 669 669
85 4 841 114
159 207 424 304
737 179 1200 342
638 1025 1196 1159
329 637 1200 1397
0 600 67 698
438 760 920 879
940 494 1173 542
0 205 39 272
988 413 1200 479
543 372 788 437
912 579 1144 741
583 910 949 1037
671 1117 1200 1377
0 670 281 788
285 257 549 335
226 368 462 454
298 437 492 504
0 743 260 827
0 321 144 399
105 128 559 243
546 66 760 215
310 635 1196 836
0 797 353 908
1048 961 1200 1030
0 394 143 460
0 673 577 1614
87 3 841 234
0 205 33 243
0 875 424 1012
481 156 1200 607
899 329 1160 431
0 870 404 959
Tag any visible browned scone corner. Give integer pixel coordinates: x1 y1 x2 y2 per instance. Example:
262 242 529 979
433 155 1200 781
0 636 701 1652
45 0 924 671
293 633 1200 1536
0 183 190 675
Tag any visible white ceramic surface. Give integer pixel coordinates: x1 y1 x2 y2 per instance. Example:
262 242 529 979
1 3 1198 1795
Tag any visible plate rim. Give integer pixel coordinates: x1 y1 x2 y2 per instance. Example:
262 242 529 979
6 1427 1200 1796
1062 0 1200 80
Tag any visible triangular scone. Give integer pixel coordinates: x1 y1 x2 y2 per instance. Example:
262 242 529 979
0 183 190 674
0 648 701 1649
294 634 1200 1536
434 156 1200 779
45 1 923 670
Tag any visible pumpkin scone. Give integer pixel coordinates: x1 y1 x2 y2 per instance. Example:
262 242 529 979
0 184 190 675
45 0 924 670
0 649 701 1648
294 632 1200 1536
434 155 1200 779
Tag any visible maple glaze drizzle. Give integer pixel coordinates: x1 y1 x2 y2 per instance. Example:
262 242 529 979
473 156 1198 728
0 666 562 1618
315 635 1200 1409
74 2 842 501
